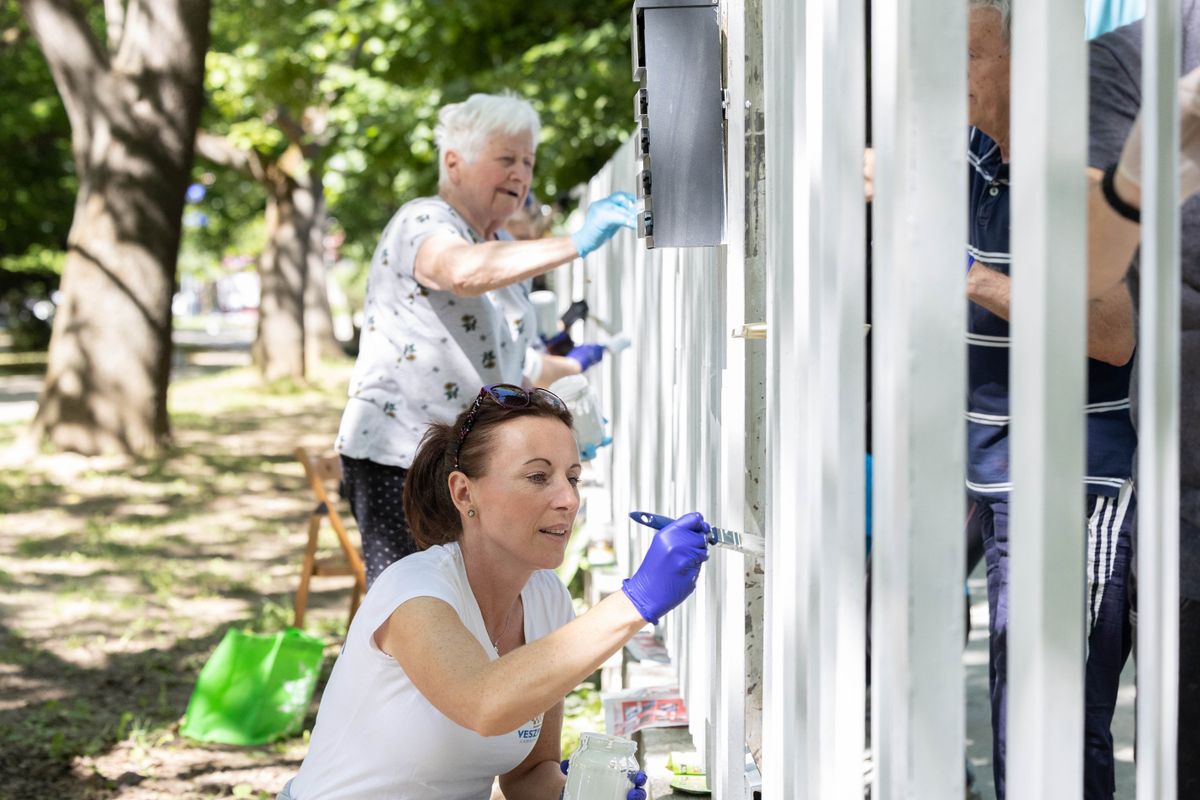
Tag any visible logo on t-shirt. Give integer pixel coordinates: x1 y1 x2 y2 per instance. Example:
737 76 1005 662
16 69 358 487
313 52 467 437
515 711 544 741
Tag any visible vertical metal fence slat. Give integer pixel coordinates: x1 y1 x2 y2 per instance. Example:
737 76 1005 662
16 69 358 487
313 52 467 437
822 0 868 792
869 0 967 797
763 0 808 795
716 2 750 796
1137 0 1182 796
1007 1 1088 797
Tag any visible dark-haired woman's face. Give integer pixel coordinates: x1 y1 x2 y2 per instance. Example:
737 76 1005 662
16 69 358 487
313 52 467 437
467 415 581 570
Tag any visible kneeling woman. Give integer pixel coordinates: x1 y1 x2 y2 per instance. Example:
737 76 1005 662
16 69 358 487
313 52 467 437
283 385 710 799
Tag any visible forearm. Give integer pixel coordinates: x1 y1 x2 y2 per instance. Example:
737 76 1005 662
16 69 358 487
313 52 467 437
1085 282 1135 366
1086 168 1142 300
966 261 1012 320
967 260 1133 364
531 354 582 388
439 237 580 297
499 760 566 800
473 592 645 735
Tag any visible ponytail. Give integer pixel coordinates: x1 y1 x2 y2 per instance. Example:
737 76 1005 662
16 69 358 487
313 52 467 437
403 423 462 549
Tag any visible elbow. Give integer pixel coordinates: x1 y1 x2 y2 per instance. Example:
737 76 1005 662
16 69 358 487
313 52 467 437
448 274 484 298
469 701 521 738
1093 340 1135 367
429 257 485 298
1110 347 1135 368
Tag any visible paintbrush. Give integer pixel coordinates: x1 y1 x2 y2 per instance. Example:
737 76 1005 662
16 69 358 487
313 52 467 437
629 511 766 557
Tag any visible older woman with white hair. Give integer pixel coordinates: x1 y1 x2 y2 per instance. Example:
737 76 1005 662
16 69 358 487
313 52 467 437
334 92 635 585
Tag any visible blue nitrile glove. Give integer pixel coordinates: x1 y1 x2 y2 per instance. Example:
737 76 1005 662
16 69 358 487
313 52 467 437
621 512 711 624
571 192 637 258
561 758 648 800
566 343 605 372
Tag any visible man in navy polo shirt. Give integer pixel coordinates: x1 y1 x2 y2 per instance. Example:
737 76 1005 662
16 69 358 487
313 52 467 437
965 2 1138 798
1085 4 1200 792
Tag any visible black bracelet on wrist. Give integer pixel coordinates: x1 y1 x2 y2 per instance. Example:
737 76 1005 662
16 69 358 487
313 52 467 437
1102 163 1142 224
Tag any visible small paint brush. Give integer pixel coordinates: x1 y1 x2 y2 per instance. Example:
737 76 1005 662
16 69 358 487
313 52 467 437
629 511 766 557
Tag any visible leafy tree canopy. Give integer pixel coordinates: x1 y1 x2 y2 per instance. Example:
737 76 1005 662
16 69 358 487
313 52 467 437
196 0 635 259
0 5 74 271
3 1 636 279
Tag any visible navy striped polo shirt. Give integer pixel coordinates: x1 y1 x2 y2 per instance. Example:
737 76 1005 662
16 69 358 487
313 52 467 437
967 128 1136 497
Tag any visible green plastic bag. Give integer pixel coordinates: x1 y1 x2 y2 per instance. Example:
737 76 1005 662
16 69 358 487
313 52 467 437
181 627 326 745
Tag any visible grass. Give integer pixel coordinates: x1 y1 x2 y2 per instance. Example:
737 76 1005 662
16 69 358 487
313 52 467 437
0 356 605 797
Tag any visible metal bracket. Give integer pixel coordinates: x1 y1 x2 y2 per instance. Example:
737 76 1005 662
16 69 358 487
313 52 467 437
732 323 767 340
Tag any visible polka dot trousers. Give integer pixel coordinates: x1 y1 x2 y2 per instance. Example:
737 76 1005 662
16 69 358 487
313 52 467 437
339 455 417 587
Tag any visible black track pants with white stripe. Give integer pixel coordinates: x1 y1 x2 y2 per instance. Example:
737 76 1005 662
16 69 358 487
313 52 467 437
970 481 1135 800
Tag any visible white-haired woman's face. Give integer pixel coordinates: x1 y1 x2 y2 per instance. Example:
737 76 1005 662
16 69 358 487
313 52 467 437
452 130 536 227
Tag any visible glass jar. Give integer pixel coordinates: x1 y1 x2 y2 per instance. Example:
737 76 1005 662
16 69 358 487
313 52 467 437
563 732 640 800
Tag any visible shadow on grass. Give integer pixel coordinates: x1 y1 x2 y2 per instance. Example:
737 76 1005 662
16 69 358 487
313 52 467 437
0 599 341 799
0 360 354 795
0 620 228 796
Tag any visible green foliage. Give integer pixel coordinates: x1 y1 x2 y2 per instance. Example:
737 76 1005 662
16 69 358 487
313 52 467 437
194 0 635 271
0 8 75 266
4 1 636 310
562 681 605 756
0 245 64 275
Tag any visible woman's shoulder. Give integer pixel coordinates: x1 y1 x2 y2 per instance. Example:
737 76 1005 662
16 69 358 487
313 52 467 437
392 196 463 229
370 544 466 604
388 541 460 572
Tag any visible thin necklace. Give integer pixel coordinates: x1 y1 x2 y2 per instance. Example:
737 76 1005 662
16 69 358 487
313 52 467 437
491 599 519 652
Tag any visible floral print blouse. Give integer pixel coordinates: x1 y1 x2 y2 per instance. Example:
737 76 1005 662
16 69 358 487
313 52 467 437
335 196 538 469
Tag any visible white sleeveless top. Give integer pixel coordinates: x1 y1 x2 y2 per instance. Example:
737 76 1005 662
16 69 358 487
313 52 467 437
287 543 574 799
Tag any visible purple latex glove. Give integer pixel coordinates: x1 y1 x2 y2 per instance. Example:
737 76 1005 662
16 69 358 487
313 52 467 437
621 512 710 624
560 759 648 800
566 343 605 372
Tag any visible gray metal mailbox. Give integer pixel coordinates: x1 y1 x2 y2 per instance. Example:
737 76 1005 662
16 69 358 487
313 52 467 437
631 0 727 248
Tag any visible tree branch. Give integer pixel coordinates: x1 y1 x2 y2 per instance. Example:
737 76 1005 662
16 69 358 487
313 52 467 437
269 104 324 162
19 0 109 89
194 130 267 183
268 105 308 147
103 0 124 52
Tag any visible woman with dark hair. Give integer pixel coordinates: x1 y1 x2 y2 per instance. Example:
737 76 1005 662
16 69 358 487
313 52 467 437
284 385 710 800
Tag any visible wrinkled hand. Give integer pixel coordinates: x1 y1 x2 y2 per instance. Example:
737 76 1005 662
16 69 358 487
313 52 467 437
621 512 710 625
571 192 637 258
566 343 605 372
560 758 648 800
1117 63 1200 202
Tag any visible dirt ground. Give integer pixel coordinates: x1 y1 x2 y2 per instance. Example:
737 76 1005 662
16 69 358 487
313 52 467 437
0 360 358 799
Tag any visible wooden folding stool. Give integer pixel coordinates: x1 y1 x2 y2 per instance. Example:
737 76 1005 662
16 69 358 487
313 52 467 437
293 447 367 631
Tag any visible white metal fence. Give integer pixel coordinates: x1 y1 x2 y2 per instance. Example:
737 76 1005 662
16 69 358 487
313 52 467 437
559 0 1182 797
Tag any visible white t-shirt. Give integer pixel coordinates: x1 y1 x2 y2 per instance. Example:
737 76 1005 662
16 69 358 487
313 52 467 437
335 196 540 469
287 543 575 800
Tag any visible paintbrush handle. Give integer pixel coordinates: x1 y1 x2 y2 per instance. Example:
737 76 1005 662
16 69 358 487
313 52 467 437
629 511 675 530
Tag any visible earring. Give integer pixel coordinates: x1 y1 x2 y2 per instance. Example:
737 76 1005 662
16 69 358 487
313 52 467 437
467 509 476 518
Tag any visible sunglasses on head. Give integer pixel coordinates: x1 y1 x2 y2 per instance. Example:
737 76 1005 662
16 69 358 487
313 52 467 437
453 384 567 471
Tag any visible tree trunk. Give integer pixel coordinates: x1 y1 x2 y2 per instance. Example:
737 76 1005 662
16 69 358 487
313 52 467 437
194 134 340 379
302 177 345 367
252 161 313 382
22 0 210 456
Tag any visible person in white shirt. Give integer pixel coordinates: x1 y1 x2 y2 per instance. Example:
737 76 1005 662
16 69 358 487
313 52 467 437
336 92 636 586
286 383 710 800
